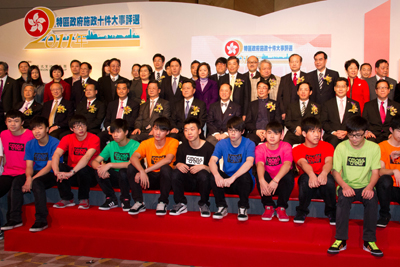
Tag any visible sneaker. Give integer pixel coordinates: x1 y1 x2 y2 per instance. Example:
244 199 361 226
276 207 289 222
1 221 23 231
121 199 131 212
327 240 347 254
128 202 146 215
98 198 118 210
29 222 48 232
377 216 390 228
213 206 228 219
293 212 306 224
261 206 274 221
169 203 187 216
156 202 167 216
199 204 211 217
237 207 248 221
53 199 75 208
363 241 383 257
78 199 90 209
328 214 336 226
0 231 3 240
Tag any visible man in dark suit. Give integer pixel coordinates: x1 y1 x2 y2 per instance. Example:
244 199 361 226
363 80 400 143
245 80 280 145
206 83 241 146
131 81 171 142
218 56 250 120
321 78 361 148
307 51 339 105
0 61 21 113
366 59 397 101
16 61 30 94
170 80 207 141
283 82 320 146
64 60 81 88
209 57 227 82
149 53 169 82
70 62 99 109
277 54 307 121
41 82 74 139
190 60 200 81
99 80 140 149
245 56 261 102
97 58 130 105
16 84 42 129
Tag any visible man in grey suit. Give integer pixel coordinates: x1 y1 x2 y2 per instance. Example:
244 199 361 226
366 59 397 101
250 59 281 102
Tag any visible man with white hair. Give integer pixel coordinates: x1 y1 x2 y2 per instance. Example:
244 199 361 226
250 59 281 102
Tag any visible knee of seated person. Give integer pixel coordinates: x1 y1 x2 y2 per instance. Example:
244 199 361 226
377 175 394 189
197 170 211 182
298 173 309 184
160 165 172 173
31 178 43 189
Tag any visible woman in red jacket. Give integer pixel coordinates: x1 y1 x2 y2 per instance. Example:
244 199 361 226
345 59 369 113
43 65 71 102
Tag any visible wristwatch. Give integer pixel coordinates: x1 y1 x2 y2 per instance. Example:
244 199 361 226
71 170 76 174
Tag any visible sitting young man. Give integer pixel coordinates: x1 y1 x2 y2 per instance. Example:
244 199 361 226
255 121 294 222
209 116 255 221
328 116 383 257
292 117 336 224
127 117 179 216
2 116 60 232
51 115 100 209
170 118 214 217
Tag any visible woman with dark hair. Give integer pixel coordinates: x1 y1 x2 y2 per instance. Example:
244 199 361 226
131 63 141 81
23 65 45 103
43 65 71 102
194 62 218 111
345 59 369 113
130 64 153 102
102 59 111 77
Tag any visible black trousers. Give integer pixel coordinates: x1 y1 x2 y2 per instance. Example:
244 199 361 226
323 134 347 148
49 127 68 140
0 174 20 223
376 175 400 218
256 171 294 209
283 131 304 146
131 132 152 143
246 133 263 145
95 168 130 202
98 130 113 150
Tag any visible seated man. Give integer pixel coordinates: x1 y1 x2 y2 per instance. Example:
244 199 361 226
127 117 179 216
1 116 60 232
245 80 280 144
284 82 320 146
16 84 42 130
92 119 139 211
293 117 336 224
209 116 255 221
328 116 382 257
170 118 214 217
51 115 100 209
321 78 361 148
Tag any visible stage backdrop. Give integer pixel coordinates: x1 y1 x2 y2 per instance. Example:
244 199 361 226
0 0 398 82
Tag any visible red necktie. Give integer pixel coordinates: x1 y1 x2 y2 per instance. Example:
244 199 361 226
380 102 386 124
293 73 297 86
87 101 91 109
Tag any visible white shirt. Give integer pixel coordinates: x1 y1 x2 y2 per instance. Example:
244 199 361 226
212 100 230 136
51 97 63 110
376 75 385 81
155 71 163 79
117 97 128 119
184 97 194 111
336 96 347 111
19 99 34 113
87 98 96 107
82 77 89 84
291 71 301 80
317 69 326 78
299 99 309 111
377 98 388 115
149 97 159 109
229 73 238 84
110 74 119 82
171 75 181 86
249 71 257 79
0 75 8 86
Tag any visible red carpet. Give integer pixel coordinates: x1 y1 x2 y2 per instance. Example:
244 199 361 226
4 204 400 266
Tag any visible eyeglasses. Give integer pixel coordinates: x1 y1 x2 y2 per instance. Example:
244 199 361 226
73 124 86 130
228 129 240 134
377 87 389 90
348 132 365 139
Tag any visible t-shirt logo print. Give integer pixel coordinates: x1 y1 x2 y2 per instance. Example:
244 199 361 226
114 152 130 161
74 147 87 156
389 156 400 165
151 155 166 164
265 156 281 166
186 155 204 165
228 154 242 164
9 143 25 152
347 157 366 167
306 154 321 164
34 153 48 161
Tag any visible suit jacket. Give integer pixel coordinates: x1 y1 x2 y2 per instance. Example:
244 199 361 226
149 70 168 81
218 73 250 115
250 74 281 101
1 76 21 112
130 79 149 102
285 100 321 133
41 98 74 129
209 73 226 83
244 71 261 80
16 76 26 92
194 79 218 111
366 76 396 101
104 97 140 131
64 76 81 88
75 99 106 131
15 100 42 129
396 83 400 103
159 75 189 108
277 71 307 115
97 75 130 105
70 77 99 109
171 98 207 131
307 68 339 105
134 98 171 133
245 99 280 133
207 101 242 136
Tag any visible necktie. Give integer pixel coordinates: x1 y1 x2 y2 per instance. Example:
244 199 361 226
87 101 91 109
301 102 306 117
380 102 386 124
156 72 160 81
339 99 345 123
82 79 86 87
117 101 124 119
251 73 254 78
0 79 3 97
20 101 29 113
293 73 297 86
185 100 190 118
49 100 59 127
230 75 235 101
319 73 324 89
172 77 177 94
149 100 155 117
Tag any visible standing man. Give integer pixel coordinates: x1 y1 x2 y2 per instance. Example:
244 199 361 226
0 61 21 113
190 60 200 81
251 59 281 102
209 57 227 82
360 63 372 80
149 53 168 82
366 59 396 101
64 60 81 88
245 56 260 102
16 61 30 93
70 62 99 108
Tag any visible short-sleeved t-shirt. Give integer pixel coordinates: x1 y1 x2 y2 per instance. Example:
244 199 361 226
333 139 381 189
293 141 334 176
1 129 34 176
135 137 179 172
100 139 140 171
175 141 214 167
379 140 400 186
58 132 100 168
255 141 293 179
24 136 62 171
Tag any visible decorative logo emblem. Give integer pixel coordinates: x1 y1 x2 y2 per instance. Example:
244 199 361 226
24 8 50 38
225 40 243 56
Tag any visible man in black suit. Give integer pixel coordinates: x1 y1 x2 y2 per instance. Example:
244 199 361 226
41 82 74 139
0 61 21 113
245 80 280 145
307 51 339 105
16 61 30 94
16 84 42 129
283 82 320 146
149 53 169 82
363 80 400 143
99 80 140 149
97 58 130 106
277 54 307 121
365 59 397 101
321 78 361 148
64 60 81 88
131 81 171 142
209 57 227 82
245 56 261 102
218 56 250 120
190 60 200 81
206 83 241 146
70 62 99 109
170 80 207 141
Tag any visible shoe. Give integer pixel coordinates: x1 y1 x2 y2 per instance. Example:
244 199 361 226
276 207 289 222
199 204 211 217
53 199 75 208
128 202 146 215
237 207 248 221
327 240 347 254
293 212 306 224
78 199 90 209
261 206 274 220
1 221 23 231
377 216 390 228
363 241 383 257
0 231 3 240
213 206 228 219
328 214 336 225
99 197 118 210
121 199 131 212
169 203 187 216
156 202 167 216
29 222 48 232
